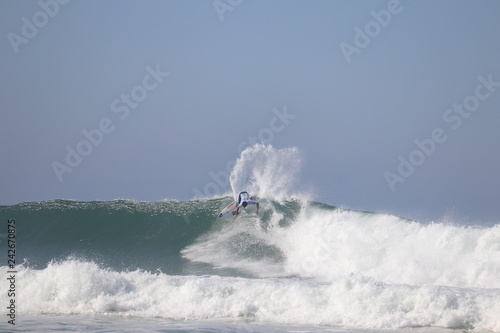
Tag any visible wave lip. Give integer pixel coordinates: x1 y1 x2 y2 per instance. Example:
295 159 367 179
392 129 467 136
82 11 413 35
6 260 499 331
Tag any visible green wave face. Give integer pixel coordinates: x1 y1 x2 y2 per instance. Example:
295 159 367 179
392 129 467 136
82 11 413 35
0 198 304 274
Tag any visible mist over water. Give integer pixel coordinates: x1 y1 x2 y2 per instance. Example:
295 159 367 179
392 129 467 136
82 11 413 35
2 144 499 331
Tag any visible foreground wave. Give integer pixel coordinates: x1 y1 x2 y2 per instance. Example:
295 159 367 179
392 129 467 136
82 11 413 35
1 197 499 331
3 259 498 331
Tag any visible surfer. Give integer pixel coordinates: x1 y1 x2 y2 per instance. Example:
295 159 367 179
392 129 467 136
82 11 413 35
235 191 259 215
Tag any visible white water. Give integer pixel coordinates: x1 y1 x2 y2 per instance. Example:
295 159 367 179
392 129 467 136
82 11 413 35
184 202 500 289
282 207 500 287
4 260 499 331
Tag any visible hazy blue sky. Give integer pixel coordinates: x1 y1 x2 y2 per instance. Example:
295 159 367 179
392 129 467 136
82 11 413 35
1 0 499 223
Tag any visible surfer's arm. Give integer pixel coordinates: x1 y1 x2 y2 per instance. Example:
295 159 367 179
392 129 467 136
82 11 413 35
256 202 259 214
235 206 240 215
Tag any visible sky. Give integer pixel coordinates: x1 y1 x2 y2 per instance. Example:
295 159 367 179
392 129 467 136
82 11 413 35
1 0 499 223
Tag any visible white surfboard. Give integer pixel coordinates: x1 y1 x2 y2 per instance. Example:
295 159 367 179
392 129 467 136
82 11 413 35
218 201 238 218
217 200 258 218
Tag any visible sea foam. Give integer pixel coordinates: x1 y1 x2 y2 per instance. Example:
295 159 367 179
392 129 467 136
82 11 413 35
4 260 499 331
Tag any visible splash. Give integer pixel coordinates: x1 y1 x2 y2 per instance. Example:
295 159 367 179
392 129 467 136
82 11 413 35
229 144 303 202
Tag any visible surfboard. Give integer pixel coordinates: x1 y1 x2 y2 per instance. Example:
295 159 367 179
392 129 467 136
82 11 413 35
218 201 237 218
217 200 258 218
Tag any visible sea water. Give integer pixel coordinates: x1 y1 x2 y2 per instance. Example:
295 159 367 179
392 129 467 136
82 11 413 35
1 145 499 332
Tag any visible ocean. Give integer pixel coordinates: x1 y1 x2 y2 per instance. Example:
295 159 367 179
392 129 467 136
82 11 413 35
1 197 499 332
2 145 499 332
